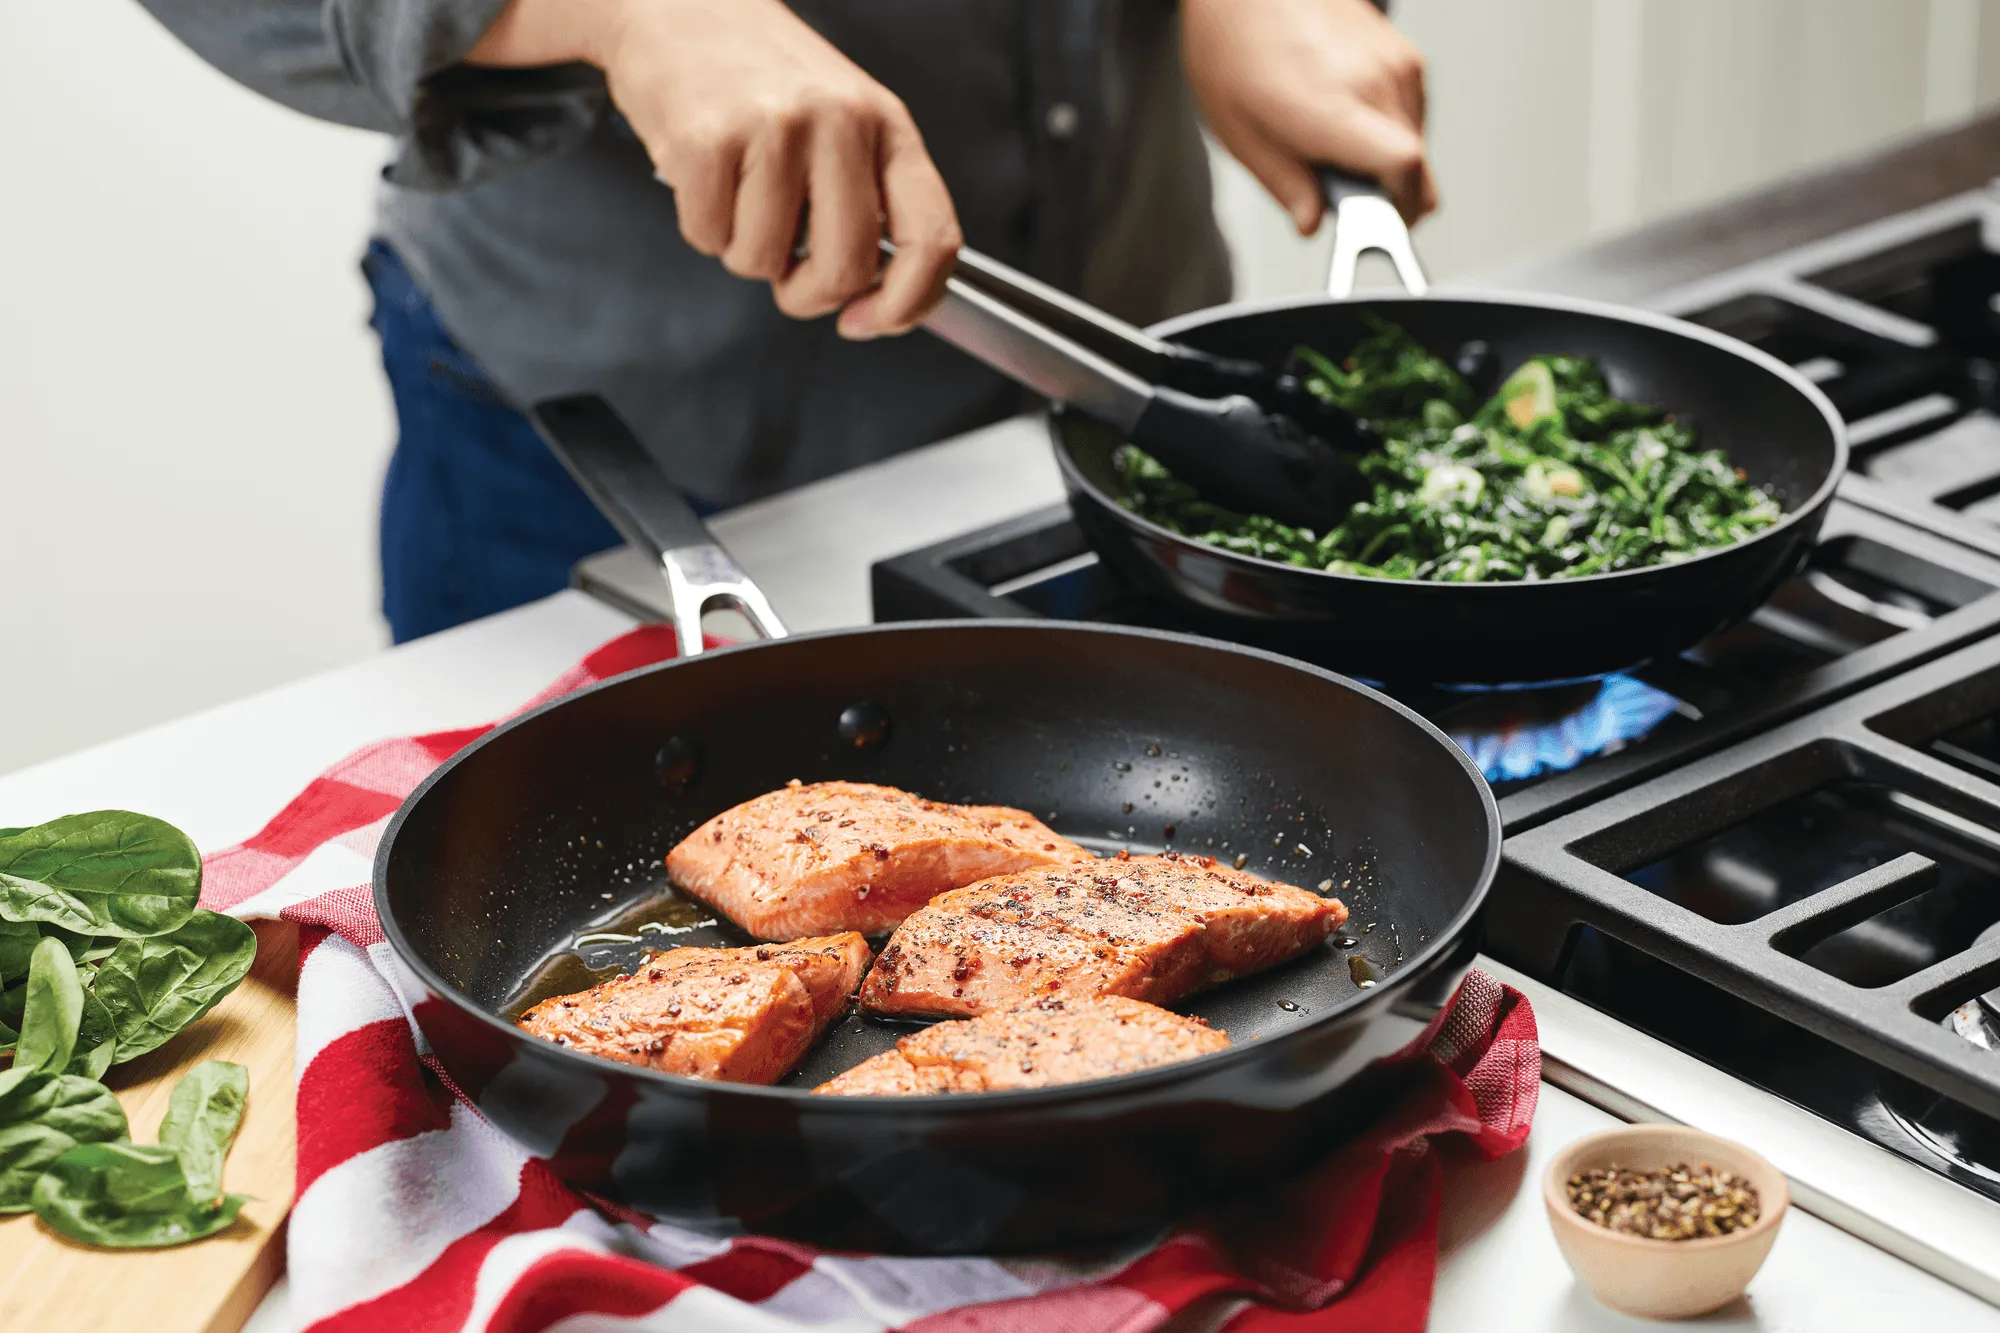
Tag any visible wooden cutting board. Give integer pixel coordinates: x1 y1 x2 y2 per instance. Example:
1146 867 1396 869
0 919 298 1333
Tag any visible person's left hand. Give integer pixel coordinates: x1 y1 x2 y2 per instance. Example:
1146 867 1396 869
1183 0 1437 235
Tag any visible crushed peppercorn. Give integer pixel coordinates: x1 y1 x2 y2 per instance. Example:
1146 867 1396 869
1564 1163 1759 1240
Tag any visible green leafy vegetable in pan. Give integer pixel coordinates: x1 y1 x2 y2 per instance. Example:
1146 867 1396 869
1117 319 1782 582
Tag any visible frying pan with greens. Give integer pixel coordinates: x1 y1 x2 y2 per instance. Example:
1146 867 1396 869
1050 175 1848 684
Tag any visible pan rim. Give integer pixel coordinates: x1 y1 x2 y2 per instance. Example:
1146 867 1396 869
1056 287 1850 593
372 619 1501 1110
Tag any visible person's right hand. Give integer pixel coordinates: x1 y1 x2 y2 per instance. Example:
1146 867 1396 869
468 0 961 339
1183 0 1436 234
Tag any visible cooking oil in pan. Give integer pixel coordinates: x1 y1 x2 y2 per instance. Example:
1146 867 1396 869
500 953 625 1023
498 892 729 1021
571 895 718 954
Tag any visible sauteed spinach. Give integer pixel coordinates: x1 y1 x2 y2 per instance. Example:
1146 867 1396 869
1117 320 1781 581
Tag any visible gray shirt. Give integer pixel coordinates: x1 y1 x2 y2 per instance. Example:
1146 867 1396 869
140 0 1230 504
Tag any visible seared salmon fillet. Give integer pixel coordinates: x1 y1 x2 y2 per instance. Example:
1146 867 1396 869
517 933 870 1083
814 995 1229 1095
859 853 1344 1019
665 780 1093 940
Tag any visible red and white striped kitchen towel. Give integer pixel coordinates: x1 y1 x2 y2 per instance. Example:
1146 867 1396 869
199 625 1540 1333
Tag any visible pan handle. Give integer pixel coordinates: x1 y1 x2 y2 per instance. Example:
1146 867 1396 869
529 394 787 659
1318 168 1429 300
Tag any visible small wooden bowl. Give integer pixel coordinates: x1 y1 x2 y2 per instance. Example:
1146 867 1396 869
1543 1124 1789 1320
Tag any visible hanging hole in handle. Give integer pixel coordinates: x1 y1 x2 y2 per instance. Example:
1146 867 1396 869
1317 167 1429 300
1342 249 1424 296
698 603 759 645
661 546 789 659
679 592 787 657
668 592 759 659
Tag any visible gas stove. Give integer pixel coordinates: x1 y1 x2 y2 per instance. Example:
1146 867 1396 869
861 174 2000 1302
872 498 2000 827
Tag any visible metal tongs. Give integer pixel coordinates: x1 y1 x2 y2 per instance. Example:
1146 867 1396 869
913 242 1367 529
537 174 1428 657
911 173 1426 530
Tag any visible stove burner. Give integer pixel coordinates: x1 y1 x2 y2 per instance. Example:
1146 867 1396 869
1877 1071 2000 1194
1881 924 2000 1195
1966 919 2000 1032
1441 675 1683 786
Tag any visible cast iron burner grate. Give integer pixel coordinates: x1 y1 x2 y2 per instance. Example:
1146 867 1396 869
872 498 2000 831
1499 633 2000 1200
1656 181 2000 564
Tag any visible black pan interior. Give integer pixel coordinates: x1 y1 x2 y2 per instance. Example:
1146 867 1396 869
380 623 1496 1090
1072 293 1842 538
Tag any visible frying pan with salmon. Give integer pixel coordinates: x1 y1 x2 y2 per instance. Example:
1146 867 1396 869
665 780 1093 939
377 391 1500 1251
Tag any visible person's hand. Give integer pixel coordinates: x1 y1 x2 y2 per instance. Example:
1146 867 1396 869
1182 0 1436 234
468 0 960 338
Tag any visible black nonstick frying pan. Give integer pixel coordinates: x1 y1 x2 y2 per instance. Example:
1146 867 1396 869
372 394 1501 1254
921 176 1850 685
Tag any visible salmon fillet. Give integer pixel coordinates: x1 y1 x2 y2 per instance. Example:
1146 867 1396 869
665 780 1094 940
859 853 1345 1019
517 933 870 1083
814 996 1229 1096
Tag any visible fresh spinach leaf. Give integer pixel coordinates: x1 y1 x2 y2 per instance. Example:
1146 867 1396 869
32 1142 246 1247
158 1061 248 1203
0 813 201 938
0 1017 15 1055
49 926 116 968
73 1040 114 1083
0 919 39 983
0 1073 129 1211
66 990 117 1080
93 911 257 1060
0 1121 91 1214
16 937 83 1076
0 1073 128 1143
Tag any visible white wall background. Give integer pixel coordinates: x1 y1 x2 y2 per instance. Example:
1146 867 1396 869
3 0 1998 776
1 0 392 774
1211 0 2000 299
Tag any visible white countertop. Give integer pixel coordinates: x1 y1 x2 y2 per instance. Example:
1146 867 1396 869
8 422 1997 1331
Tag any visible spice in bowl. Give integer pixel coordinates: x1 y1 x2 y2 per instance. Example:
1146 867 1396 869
1565 1162 1760 1241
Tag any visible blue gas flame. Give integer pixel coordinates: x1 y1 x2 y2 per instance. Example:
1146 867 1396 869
1448 675 1682 785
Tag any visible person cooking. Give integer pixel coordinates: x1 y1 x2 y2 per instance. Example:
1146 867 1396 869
142 0 1434 642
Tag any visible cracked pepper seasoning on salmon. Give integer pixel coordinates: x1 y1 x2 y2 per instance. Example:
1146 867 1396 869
859 852 1345 1019
516 933 870 1083
814 995 1229 1095
665 780 1094 940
